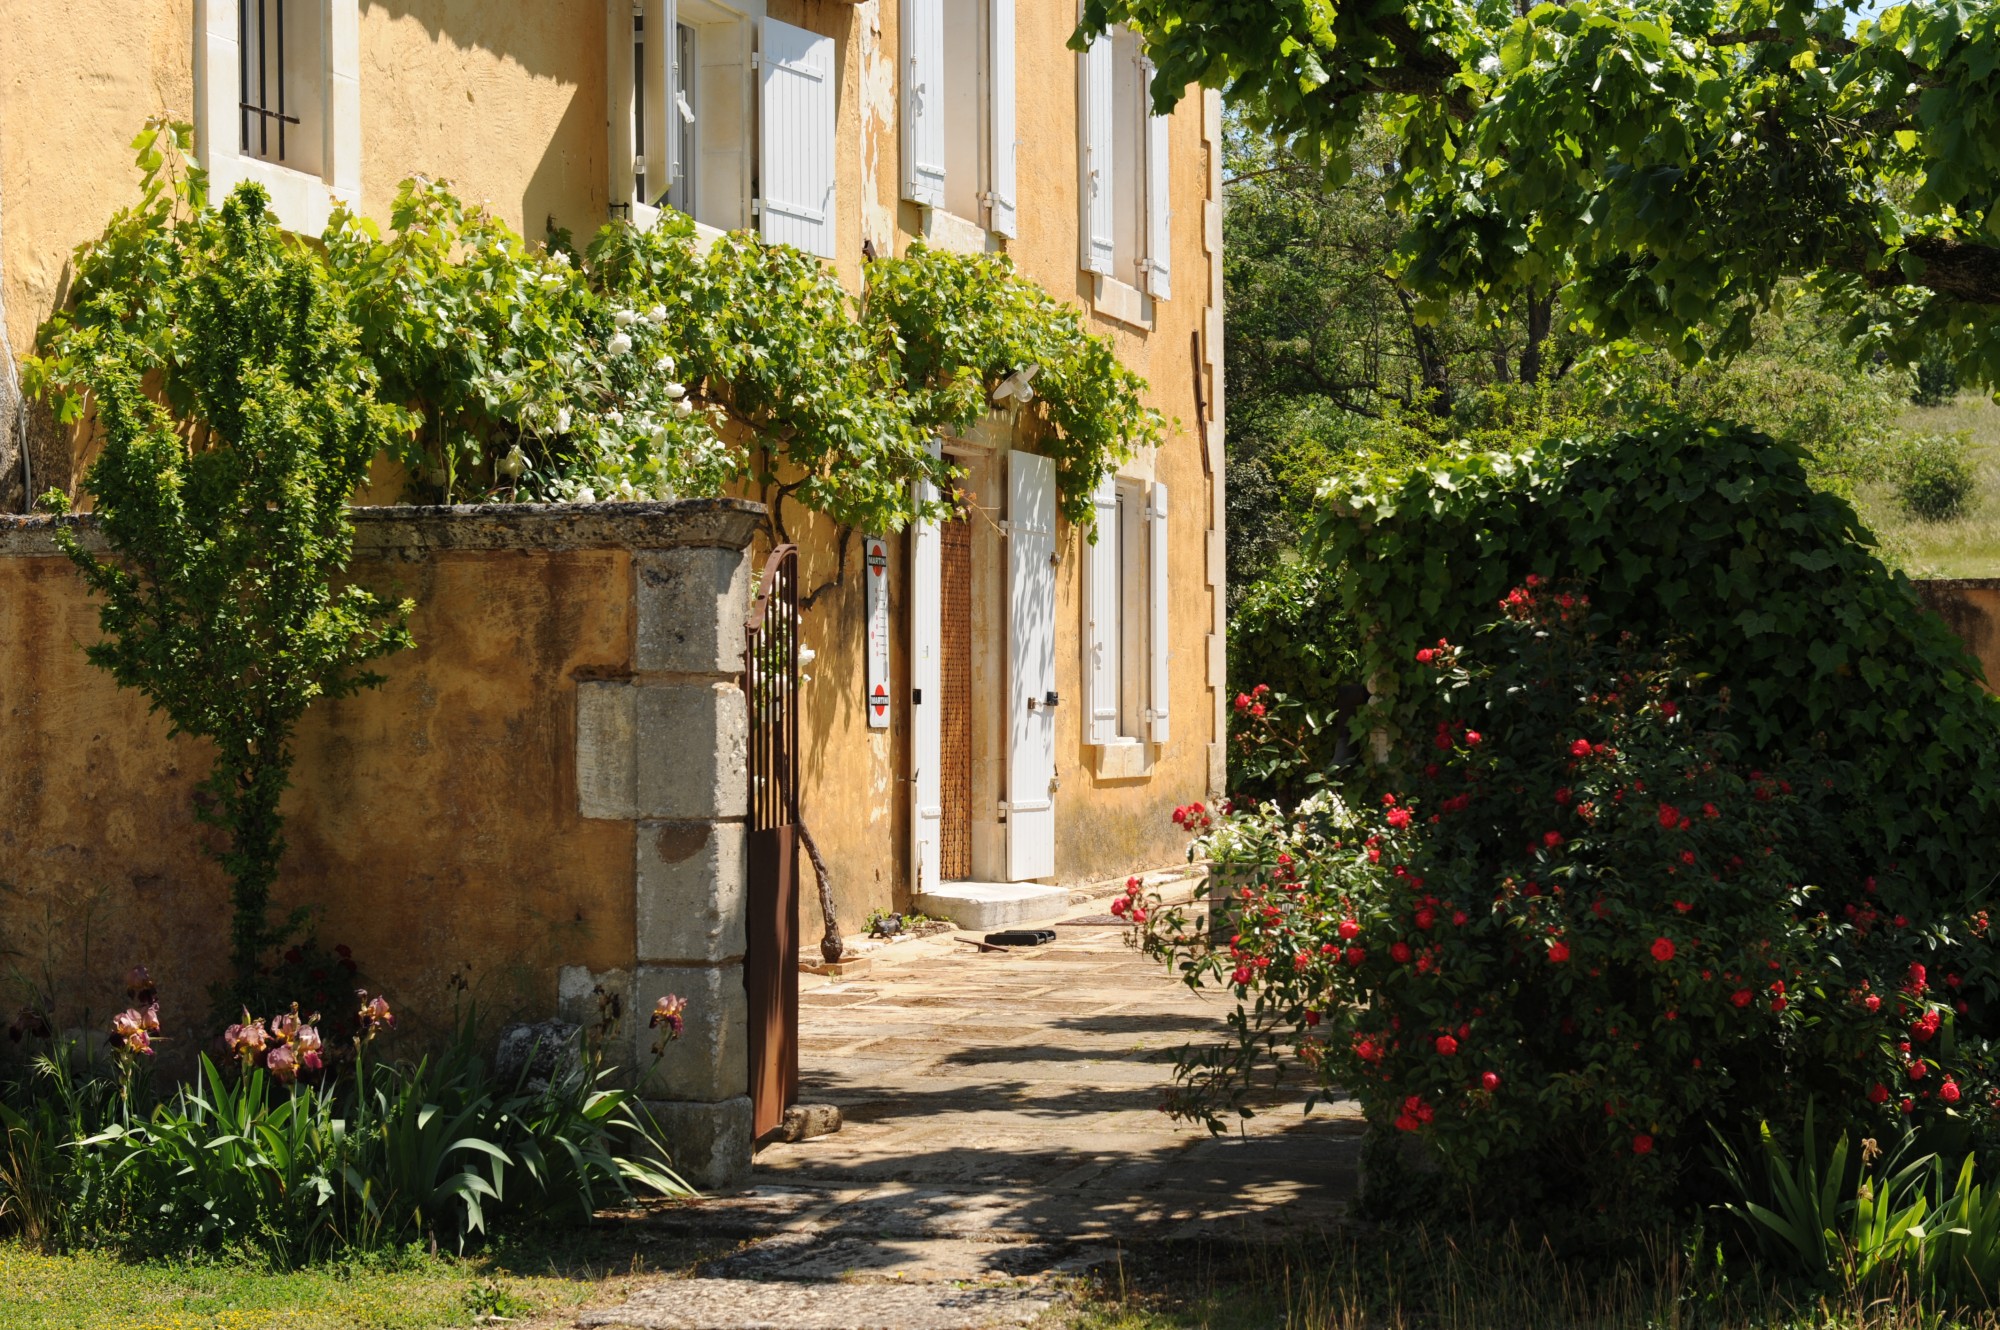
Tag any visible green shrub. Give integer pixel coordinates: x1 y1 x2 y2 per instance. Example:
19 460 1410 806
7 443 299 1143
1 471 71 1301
0 987 690 1261
1913 351 1961 408
1314 422 2000 912
1145 589 1990 1218
1895 432 1978 522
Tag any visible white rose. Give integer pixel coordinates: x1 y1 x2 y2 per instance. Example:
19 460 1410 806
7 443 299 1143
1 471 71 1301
647 304 667 324
607 332 634 356
614 308 639 327
554 407 573 433
575 486 597 504
674 397 694 418
663 381 687 400
655 355 678 376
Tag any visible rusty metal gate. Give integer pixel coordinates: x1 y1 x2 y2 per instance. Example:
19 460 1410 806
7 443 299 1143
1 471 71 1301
743 545 800 1141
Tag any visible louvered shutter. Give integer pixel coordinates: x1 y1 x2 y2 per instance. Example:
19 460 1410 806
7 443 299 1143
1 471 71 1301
901 0 945 206
910 443 944 895
1144 83 1173 299
759 18 838 258
1078 31 1114 275
1082 477 1118 746
1006 451 1057 881
987 0 1018 236
1146 481 1170 745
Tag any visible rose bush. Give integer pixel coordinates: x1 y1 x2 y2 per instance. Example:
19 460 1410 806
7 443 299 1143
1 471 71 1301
1146 581 1998 1216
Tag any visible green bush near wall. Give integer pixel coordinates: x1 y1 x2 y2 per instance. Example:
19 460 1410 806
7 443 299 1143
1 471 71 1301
1314 422 2000 909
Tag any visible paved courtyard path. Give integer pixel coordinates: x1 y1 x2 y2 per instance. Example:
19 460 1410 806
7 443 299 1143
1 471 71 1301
582 883 1361 1330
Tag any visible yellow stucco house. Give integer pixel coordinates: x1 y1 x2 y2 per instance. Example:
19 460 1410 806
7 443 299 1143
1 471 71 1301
0 1 1225 939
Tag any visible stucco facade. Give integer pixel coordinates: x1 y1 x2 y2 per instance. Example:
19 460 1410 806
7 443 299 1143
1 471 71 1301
0 3 1223 949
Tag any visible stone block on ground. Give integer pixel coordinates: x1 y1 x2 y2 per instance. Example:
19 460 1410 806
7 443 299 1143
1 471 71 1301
645 1094 755 1193
913 882 1069 931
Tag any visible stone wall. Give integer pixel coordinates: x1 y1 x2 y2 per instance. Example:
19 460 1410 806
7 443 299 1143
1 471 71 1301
1915 579 2000 694
0 499 762 1187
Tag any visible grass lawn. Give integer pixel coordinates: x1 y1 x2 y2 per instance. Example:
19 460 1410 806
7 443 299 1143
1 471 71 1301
0 1208 741 1330
1853 395 2000 578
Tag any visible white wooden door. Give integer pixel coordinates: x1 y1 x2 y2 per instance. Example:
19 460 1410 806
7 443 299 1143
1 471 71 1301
910 451 944 895
1006 450 1057 881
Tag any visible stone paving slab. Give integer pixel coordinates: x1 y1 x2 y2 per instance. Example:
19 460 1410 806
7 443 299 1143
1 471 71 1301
579 893 1351 1329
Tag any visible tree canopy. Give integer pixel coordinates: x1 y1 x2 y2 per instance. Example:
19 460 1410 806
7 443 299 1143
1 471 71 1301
1078 0 2000 383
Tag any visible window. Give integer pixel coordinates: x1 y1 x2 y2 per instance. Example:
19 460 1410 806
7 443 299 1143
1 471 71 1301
1079 22 1172 303
1084 475 1169 755
239 0 323 177
900 0 1017 236
195 0 360 235
610 1 837 258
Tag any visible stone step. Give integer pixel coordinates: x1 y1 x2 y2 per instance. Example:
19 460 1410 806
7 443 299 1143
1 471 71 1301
913 882 1071 931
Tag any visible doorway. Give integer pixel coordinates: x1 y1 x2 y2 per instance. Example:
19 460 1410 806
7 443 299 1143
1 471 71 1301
938 511 974 881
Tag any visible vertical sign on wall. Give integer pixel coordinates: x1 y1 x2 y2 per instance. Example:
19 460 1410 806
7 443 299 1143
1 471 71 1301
865 536 892 729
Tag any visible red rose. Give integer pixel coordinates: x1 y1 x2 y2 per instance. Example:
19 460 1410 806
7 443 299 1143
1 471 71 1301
1337 918 1360 940
1548 940 1571 963
1570 739 1592 757
1910 1061 1928 1081
1650 937 1676 963
1304 1011 1321 1027
1731 989 1753 1008
1345 947 1365 967
1465 731 1483 746
1390 942 1412 964
1480 1071 1500 1091
1387 808 1413 829
1416 648 1436 664
1657 804 1681 829
1415 908 1436 931
1865 994 1882 1012
1632 1134 1654 1155
1435 1035 1458 1056
1942 1079 1962 1104
1869 1083 1890 1105
1660 702 1678 718
1544 831 1564 848
1231 966 1253 986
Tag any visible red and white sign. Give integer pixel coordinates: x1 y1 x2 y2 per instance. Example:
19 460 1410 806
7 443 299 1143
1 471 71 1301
864 535 891 729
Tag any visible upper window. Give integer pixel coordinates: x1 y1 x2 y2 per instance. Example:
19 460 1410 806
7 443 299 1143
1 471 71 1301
899 0 1018 237
1079 23 1172 304
608 1 839 259
195 0 360 235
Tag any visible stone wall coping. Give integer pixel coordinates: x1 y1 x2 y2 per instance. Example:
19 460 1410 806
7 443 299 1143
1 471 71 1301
0 498 767 558
1915 578 2000 592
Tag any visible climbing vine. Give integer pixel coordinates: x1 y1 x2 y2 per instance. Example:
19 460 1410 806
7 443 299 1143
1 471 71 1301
27 123 414 996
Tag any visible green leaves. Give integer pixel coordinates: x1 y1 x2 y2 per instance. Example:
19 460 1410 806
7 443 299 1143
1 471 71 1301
1081 0 2000 388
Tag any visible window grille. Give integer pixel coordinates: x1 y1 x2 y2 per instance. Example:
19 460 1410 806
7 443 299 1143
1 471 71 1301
239 0 301 164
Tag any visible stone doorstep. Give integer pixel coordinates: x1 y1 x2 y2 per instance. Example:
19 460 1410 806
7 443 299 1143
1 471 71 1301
912 882 1072 932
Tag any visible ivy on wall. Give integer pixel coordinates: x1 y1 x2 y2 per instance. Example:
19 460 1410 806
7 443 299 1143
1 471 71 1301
35 121 1163 553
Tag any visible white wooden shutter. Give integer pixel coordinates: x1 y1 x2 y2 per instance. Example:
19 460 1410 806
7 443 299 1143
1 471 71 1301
1078 32 1114 275
987 0 1018 237
1146 481 1170 744
1144 89 1173 299
1082 476 1118 746
901 0 945 206
1007 450 1058 881
606 0 637 212
910 448 944 895
759 18 838 258
658 0 679 208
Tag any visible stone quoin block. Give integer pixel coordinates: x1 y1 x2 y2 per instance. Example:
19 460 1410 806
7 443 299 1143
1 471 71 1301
635 546 751 676
635 962 749 1103
642 1095 755 1191
634 682 748 820
575 680 639 820
636 820 747 964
